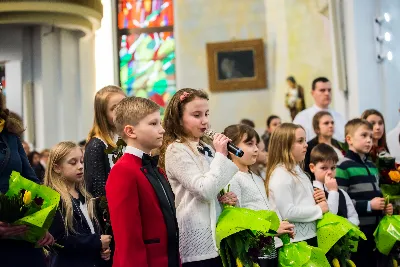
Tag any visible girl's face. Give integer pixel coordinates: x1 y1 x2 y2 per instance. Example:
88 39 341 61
234 135 259 168
106 93 126 126
291 128 308 163
366 114 384 142
318 115 334 137
32 154 40 166
181 97 209 142
268 118 281 134
256 141 267 165
55 147 84 184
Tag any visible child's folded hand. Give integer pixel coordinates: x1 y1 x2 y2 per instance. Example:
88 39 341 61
277 221 295 239
313 188 327 203
370 197 385 211
384 203 394 215
317 201 329 213
101 248 111 261
218 192 238 206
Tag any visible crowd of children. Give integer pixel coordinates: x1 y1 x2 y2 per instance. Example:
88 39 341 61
1 83 399 267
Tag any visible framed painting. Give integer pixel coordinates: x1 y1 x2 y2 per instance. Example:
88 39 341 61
206 39 267 92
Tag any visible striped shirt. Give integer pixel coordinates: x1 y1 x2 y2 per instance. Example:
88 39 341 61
336 150 383 226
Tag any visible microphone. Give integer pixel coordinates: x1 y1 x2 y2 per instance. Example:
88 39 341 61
204 129 244 158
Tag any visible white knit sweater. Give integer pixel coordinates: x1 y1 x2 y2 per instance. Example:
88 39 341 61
268 165 323 243
228 171 284 247
165 141 238 263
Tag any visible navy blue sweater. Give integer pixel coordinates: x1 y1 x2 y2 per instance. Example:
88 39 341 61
336 150 383 226
0 130 45 267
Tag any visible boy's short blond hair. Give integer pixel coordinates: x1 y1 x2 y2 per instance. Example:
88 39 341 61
114 97 160 137
345 118 372 137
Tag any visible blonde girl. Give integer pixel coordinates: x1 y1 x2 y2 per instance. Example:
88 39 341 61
84 85 126 198
45 142 112 267
159 88 238 267
265 123 328 246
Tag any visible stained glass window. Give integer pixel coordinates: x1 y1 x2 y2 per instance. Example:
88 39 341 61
118 0 174 29
118 0 175 112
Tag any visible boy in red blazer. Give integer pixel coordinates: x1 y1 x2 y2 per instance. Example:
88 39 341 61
106 97 180 267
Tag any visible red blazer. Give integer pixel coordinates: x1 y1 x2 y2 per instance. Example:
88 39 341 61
106 153 180 267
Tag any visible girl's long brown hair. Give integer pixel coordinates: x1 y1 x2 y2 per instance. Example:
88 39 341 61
87 85 126 148
361 109 390 160
265 123 304 195
44 141 96 234
159 88 209 169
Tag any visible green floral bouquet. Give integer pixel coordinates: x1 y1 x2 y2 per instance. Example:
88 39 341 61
316 212 366 267
0 171 60 243
216 205 280 267
278 234 330 267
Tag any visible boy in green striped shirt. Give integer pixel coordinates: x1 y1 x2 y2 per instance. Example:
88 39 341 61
336 118 393 266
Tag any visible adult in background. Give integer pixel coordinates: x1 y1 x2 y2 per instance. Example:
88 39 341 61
261 115 281 152
0 87 54 267
28 151 45 183
285 76 306 120
293 77 345 142
304 111 344 180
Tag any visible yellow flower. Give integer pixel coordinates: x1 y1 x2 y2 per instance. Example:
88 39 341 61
236 258 243 267
389 170 400 183
332 258 340 267
23 190 32 205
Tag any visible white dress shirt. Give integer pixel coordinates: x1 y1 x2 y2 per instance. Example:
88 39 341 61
124 145 145 158
387 121 400 163
313 180 359 226
293 105 346 142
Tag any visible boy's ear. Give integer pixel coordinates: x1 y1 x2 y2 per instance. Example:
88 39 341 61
309 163 316 173
124 125 136 139
345 134 352 145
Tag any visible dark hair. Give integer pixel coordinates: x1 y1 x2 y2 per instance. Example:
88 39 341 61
360 109 389 152
159 88 209 169
267 115 280 128
312 111 333 135
78 140 87 147
240 119 255 128
286 76 296 84
312 77 330 90
0 93 25 135
28 151 40 166
223 124 260 159
310 143 339 165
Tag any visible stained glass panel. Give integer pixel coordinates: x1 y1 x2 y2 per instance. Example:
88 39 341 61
118 0 174 29
119 31 176 109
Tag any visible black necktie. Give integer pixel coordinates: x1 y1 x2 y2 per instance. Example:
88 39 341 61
142 154 159 167
197 146 213 157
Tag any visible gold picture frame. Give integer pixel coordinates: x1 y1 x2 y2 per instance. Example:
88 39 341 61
206 39 267 92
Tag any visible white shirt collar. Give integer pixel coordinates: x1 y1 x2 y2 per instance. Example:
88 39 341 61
312 180 325 190
312 104 330 112
124 146 146 159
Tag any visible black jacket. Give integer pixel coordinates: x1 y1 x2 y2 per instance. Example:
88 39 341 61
49 193 107 267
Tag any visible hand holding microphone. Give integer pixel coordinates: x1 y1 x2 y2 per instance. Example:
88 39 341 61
204 129 244 157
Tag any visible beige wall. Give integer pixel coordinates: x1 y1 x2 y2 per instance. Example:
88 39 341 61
175 0 334 133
